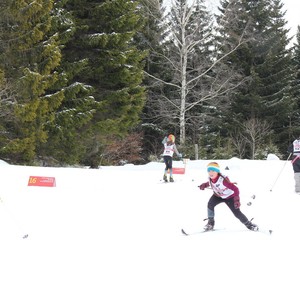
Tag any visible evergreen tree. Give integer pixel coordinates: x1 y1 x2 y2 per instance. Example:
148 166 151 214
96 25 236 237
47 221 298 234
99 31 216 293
216 0 294 158
289 26 300 140
258 0 294 152
63 0 146 166
0 0 64 163
138 0 171 157
39 0 96 165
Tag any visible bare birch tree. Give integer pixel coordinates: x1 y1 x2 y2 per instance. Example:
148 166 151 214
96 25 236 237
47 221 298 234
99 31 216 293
242 118 272 159
145 0 251 145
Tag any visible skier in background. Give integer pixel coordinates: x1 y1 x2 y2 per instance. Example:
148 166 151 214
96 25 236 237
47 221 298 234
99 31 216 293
199 162 258 231
288 137 300 193
162 134 182 182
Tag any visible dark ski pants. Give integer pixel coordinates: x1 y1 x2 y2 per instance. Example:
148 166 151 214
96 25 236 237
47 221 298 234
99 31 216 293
163 155 173 170
207 194 248 224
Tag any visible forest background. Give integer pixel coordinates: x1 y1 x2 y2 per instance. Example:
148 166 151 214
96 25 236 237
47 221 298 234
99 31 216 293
1 0 300 167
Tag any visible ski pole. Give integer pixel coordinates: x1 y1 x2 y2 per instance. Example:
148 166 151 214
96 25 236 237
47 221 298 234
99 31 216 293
0 197 29 239
269 153 292 192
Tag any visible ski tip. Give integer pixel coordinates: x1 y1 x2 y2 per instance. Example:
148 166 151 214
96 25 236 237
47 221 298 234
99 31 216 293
22 234 29 239
181 229 188 236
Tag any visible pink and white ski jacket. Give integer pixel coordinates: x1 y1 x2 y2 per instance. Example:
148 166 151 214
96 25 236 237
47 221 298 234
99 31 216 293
202 174 239 199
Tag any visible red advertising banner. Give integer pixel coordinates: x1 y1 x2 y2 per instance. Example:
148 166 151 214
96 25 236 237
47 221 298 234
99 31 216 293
28 176 56 187
172 167 185 174
167 167 185 174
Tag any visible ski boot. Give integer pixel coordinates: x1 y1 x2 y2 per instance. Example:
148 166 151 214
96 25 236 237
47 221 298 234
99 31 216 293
163 174 168 182
169 176 174 182
203 218 215 231
245 220 258 231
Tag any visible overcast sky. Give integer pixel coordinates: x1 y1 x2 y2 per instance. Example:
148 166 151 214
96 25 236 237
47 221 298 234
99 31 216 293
283 0 299 43
163 0 299 44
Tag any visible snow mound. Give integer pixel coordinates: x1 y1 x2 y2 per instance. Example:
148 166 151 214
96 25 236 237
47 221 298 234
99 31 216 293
267 153 280 160
0 159 9 166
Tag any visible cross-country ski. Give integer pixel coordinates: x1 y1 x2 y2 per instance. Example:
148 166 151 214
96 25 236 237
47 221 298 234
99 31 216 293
181 227 272 236
181 228 225 235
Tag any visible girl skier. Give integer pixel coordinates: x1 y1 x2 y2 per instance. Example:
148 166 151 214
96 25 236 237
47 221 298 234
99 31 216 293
162 134 182 182
199 162 258 231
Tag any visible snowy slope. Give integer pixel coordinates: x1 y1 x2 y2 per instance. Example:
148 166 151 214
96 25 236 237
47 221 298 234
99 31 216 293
0 157 299 300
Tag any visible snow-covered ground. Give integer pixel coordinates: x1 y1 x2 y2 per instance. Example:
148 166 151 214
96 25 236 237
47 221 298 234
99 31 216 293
0 156 299 300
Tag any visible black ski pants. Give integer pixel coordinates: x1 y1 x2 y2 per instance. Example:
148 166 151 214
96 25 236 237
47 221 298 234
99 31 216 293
207 194 248 224
163 155 173 170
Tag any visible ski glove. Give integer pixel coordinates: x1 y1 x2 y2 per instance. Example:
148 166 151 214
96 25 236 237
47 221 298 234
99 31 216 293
199 182 209 190
233 196 240 209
